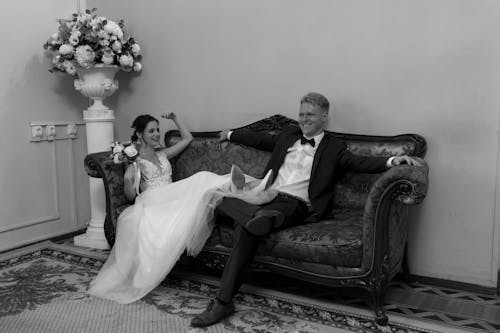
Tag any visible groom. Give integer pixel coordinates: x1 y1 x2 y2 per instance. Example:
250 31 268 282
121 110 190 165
190 92 421 327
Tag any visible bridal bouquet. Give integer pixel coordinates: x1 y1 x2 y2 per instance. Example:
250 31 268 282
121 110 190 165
43 8 142 75
110 141 138 164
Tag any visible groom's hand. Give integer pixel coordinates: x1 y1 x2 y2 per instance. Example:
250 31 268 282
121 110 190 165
218 129 230 142
390 155 422 167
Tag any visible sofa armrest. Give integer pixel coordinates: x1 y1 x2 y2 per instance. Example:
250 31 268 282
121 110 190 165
368 157 428 207
84 151 131 246
361 158 428 276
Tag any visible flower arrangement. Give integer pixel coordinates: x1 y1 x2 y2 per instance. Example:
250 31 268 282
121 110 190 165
110 141 138 164
43 8 142 76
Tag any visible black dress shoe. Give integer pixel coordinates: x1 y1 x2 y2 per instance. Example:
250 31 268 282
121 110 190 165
190 299 235 327
243 209 284 236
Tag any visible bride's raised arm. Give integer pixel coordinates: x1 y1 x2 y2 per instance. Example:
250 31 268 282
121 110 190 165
161 112 193 159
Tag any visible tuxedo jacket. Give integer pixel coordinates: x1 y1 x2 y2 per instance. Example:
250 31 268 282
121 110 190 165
231 125 389 219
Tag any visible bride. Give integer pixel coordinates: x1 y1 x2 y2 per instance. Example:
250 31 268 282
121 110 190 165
87 112 276 303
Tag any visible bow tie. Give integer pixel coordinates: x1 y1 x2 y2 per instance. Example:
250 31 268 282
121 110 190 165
300 136 315 147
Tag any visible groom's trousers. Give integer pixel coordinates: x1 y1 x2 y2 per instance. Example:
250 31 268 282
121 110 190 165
215 193 309 303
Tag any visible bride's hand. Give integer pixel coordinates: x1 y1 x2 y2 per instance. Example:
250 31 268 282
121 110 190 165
161 112 176 120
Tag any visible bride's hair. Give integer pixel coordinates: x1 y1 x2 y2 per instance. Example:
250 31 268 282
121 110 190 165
131 114 159 142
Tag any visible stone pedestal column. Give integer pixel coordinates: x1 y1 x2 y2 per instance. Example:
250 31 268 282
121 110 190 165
74 110 115 249
73 65 119 250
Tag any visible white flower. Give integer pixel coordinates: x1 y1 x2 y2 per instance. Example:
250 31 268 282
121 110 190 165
113 154 122 164
119 54 134 67
62 60 76 75
102 53 114 65
133 62 142 72
50 33 61 44
131 43 141 56
99 39 110 47
75 45 96 68
112 143 124 154
89 18 100 28
69 32 81 46
111 41 122 52
97 30 110 40
58 44 74 55
123 145 138 158
104 21 123 39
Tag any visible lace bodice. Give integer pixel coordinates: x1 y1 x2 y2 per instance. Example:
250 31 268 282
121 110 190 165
136 150 173 191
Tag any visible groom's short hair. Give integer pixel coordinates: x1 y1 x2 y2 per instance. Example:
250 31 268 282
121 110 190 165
300 92 330 112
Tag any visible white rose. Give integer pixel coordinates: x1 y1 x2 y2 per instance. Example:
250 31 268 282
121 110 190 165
99 39 110 47
123 145 138 158
104 21 123 39
58 44 74 55
111 41 122 52
119 54 134 67
112 143 124 154
113 154 122 164
133 62 142 72
102 54 115 65
131 43 141 56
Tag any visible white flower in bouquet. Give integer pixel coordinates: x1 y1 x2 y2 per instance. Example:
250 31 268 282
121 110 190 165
62 60 77 75
133 62 142 72
111 142 124 154
102 52 115 65
110 141 138 164
119 54 134 68
111 41 122 52
99 39 110 47
104 21 123 39
69 31 81 46
43 8 143 76
131 43 140 56
58 44 74 55
123 145 138 159
75 45 96 68
113 153 123 164
97 30 110 40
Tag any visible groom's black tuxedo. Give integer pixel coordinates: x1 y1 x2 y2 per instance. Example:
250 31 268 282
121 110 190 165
231 125 389 219
214 124 390 304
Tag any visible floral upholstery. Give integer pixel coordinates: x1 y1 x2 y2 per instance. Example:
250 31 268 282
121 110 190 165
84 114 428 325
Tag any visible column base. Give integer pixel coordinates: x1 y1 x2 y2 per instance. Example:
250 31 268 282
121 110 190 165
74 232 110 250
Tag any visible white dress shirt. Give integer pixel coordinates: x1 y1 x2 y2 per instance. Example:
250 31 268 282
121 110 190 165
269 132 325 204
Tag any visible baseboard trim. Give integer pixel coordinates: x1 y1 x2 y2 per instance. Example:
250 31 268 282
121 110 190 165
49 228 87 243
396 272 498 296
0 228 87 255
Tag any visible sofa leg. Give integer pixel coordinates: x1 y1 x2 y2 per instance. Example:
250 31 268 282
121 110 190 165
371 286 388 326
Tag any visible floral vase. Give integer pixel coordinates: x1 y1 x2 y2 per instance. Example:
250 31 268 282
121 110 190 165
74 64 119 112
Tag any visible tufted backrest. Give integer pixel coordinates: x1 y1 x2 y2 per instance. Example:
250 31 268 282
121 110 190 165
165 115 426 211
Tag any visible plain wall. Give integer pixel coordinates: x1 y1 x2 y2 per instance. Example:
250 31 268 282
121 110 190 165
0 0 91 250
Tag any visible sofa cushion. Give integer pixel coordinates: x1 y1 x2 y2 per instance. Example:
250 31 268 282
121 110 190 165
218 208 364 268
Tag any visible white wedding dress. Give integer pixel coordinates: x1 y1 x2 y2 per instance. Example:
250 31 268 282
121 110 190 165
88 150 275 303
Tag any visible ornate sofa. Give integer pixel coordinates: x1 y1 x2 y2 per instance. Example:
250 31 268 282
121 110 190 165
84 115 428 325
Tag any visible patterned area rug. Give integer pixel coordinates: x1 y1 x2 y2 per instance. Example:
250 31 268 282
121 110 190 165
0 241 477 332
